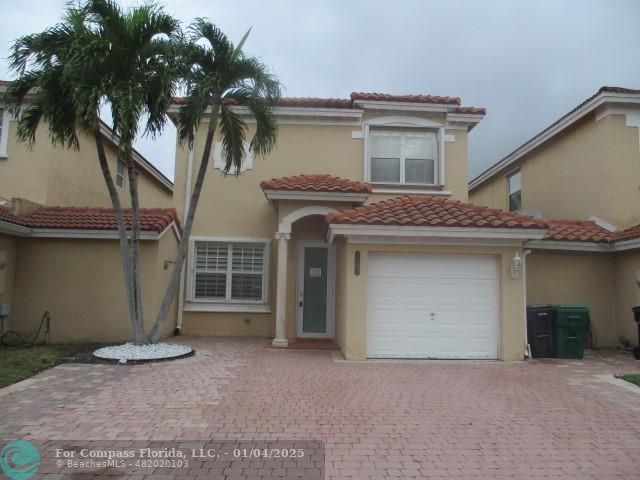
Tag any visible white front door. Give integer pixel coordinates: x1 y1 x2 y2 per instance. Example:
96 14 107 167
296 241 335 338
367 253 499 359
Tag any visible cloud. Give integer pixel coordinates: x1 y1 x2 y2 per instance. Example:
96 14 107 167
1 0 638 181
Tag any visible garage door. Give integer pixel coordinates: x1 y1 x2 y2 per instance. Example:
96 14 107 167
367 253 498 359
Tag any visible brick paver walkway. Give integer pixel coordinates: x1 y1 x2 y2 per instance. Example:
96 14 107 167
2 338 640 479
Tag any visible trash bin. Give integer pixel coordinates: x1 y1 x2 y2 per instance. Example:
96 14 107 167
527 305 555 358
554 305 590 359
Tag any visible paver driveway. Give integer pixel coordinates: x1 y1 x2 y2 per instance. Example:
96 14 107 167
2 337 640 479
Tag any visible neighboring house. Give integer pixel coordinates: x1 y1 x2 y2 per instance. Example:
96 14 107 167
0 82 174 208
170 91 557 361
469 86 640 348
0 81 179 343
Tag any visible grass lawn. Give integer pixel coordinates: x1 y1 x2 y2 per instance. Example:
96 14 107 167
0 344 105 388
618 374 640 387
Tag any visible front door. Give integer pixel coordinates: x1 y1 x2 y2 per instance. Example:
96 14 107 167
297 242 334 337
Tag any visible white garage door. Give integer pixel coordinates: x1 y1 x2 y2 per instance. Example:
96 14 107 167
367 253 499 359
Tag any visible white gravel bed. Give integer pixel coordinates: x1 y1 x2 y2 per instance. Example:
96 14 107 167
93 343 193 362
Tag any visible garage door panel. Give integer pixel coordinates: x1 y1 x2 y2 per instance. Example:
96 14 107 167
367 253 499 359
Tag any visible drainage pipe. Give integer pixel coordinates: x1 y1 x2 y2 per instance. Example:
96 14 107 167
523 249 532 359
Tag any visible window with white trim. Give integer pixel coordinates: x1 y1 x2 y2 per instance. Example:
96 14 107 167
507 170 522 212
369 129 438 184
193 240 268 303
116 159 126 188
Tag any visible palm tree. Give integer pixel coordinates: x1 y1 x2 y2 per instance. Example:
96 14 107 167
6 0 180 344
148 20 281 342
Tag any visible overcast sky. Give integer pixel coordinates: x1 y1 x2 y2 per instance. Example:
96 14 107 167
1 0 638 181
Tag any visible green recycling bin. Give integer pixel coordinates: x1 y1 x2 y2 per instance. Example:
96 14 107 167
554 305 590 359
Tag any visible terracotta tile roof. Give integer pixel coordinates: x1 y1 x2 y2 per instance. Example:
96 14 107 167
544 220 614 243
350 92 461 105
0 206 179 233
326 196 545 229
0 206 18 224
171 92 486 114
455 106 487 115
617 224 640 242
276 98 354 109
260 174 372 194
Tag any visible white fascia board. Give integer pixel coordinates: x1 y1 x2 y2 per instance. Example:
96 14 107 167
98 123 174 192
446 113 484 124
343 235 523 247
158 221 181 242
469 91 640 190
168 104 363 121
270 106 362 119
526 238 640 252
263 190 369 203
613 238 640 252
234 105 363 120
28 229 161 240
353 100 453 113
525 240 611 252
327 224 547 244
0 221 31 236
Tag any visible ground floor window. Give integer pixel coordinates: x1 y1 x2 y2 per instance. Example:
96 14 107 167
192 239 268 303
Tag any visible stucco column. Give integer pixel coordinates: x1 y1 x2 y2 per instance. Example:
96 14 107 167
272 232 290 347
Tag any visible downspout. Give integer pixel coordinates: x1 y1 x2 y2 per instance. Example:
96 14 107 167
523 249 532 359
175 147 194 334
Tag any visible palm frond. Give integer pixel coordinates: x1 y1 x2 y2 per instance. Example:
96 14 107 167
218 103 246 175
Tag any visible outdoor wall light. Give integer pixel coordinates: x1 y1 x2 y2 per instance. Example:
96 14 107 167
354 251 360 276
510 252 522 279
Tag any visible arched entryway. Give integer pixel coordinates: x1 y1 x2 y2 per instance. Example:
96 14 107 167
273 205 337 346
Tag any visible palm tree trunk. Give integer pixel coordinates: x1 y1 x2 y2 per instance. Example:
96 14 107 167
148 106 219 342
125 148 147 345
93 129 137 339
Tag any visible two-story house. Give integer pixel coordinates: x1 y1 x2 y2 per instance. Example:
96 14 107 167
0 81 180 344
470 86 640 349
170 92 555 361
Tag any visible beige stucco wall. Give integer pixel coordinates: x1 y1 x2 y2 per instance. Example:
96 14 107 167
180 210 330 339
0 233 17 331
470 176 508 210
470 113 640 229
614 250 640 346
174 120 471 223
174 115 473 337
0 118 173 208
526 250 616 347
9 232 178 344
333 242 527 361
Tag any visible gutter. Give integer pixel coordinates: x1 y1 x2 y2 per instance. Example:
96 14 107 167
522 249 532 359
0 221 170 240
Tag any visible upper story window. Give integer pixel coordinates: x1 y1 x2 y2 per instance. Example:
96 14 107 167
507 170 522 212
192 239 269 303
369 129 438 185
116 159 126 188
